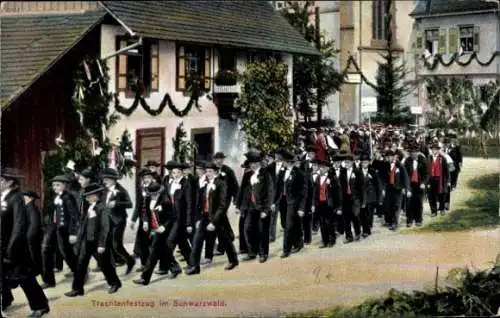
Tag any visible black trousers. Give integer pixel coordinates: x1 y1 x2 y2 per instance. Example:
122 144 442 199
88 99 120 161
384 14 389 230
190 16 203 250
238 212 248 253
343 197 361 240
133 220 151 266
312 210 320 232
244 209 270 257
41 230 58 285
384 187 403 227
27 237 43 276
56 228 77 272
302 210 312 244
360 203 376 235
406 184 424 225
142 232 170 283
428 177 445 214
72 241 121 292
450 169 459 189
280 199 301 254
54 248 63 270
111 220 134 264
1 272 48 311
269 207 279 241
317 202 335 245
166 221 191 268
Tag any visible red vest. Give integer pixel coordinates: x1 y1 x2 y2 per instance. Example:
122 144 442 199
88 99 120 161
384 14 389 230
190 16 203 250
319 181 327 202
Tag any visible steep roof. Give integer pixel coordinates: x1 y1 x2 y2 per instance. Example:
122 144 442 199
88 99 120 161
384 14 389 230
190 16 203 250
411 0 499 16
99 0 319 55
0 10 106 108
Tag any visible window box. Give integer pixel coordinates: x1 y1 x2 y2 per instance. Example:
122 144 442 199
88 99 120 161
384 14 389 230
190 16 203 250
214 69 237 86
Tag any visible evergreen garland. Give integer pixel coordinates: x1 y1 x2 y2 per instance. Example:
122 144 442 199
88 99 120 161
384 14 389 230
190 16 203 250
422 51 500 70
113 72 204 117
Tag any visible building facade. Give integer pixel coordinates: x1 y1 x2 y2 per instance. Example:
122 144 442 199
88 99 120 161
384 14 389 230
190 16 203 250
408 0 500 118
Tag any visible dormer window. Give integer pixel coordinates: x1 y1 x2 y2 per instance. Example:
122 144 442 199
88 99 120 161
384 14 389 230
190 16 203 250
176 44 211 92
116 37 159 95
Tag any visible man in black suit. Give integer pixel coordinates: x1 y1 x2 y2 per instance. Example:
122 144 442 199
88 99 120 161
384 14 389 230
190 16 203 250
339 155 364 243
41 175 79 288
300 145 317 245
1 168 50 317
359 154 382 237
240 151 273 263
213 152 239 256
273 151 307 258
403 144 429 227
235 161 252 255
427 143 451 217
383 150 410 230
312 159 341 247
65 184 121 297
265 149 284 242
186 162 239 275
145 160 163 184
445 133 462 190
23 190 43 277
100 168 135 274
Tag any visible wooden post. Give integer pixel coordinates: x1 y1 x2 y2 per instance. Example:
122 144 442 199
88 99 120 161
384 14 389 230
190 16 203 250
315 6 322 127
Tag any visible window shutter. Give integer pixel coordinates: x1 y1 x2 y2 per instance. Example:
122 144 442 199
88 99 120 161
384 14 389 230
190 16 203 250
473 26 480 52
118 40 128 90
177 46 186 91
204 48 211 90
438 28 446 54
415 29 423 53
447 27 458 53
151 42 159 91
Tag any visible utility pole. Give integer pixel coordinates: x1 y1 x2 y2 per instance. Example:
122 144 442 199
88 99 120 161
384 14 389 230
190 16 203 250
315 6 322 127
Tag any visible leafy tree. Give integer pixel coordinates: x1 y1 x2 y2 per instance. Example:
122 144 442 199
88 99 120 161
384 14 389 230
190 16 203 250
373 0 412 125
171 122 197 163
280 1 343 123
235 58 294 153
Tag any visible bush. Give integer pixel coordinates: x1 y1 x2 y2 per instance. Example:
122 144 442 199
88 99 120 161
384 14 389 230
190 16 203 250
290 259 500 317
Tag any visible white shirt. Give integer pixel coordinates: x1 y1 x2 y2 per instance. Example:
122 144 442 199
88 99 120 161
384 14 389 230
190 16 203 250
149 194 158 211
206 177 215 198
312 173 318 182
106 185 115 203
390 162 396 171
250 168 260 185
335 168 340 179
362 168 369 177
1 189 11 202
198 176 207 188
320 175 327 184
87 202 97 218
170 177 183 197
275 162 282 175
284 168 292 181
412 160 418 171
347 168 353 179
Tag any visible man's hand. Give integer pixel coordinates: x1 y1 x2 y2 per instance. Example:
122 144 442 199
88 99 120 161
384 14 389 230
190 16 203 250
420 183 426 190
97 247 105 254
311 206 315 213
271 204 276 212
186 226 193 234
298 210 305 217
336 209 342 215
142 222 149 232
407 191 412 198
196 220 201 229
69 235 77 244
260 212 267 219
157 225 166 233
206 223 215 231
108 201 116 209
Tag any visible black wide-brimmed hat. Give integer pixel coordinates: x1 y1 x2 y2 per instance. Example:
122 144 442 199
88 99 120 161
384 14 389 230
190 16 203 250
0 167 24 181
82 183 105 197
100 167 120 180
205 162 219 170
281 150 295 162
51 174 70 183
195 160 206 169
213 152 226 159
360 153 371 161
343 154 354 161
245 150 262 163
241 160 249 169
22 189 39 199
80 167 94 179
138 168 156 178
146 182 162 194
164 160 188 170
145 160 160 167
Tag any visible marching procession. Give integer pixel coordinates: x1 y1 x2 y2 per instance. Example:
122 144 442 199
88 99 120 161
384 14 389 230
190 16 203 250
0 123 463 318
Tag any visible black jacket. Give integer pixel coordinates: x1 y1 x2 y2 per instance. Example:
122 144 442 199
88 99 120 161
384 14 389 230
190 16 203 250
103 182 133 224
77 201 111 248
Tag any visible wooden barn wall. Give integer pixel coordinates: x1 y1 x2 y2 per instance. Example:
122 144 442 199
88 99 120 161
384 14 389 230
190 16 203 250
1 26 101 196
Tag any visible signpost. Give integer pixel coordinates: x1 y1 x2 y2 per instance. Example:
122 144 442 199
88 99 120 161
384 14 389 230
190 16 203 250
411 106 423 126
361 97 377 157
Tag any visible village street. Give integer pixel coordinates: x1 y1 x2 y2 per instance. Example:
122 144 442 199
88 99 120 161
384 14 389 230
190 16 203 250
6 158 500 318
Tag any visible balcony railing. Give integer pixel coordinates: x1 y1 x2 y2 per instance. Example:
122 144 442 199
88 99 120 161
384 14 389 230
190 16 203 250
213 83 240 94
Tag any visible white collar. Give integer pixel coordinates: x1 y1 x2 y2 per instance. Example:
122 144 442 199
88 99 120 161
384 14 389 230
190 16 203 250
108 184 116 191
1 188 12 199
253 168 260 175
172 176 183 184
207 177 216 183
88 202 96 210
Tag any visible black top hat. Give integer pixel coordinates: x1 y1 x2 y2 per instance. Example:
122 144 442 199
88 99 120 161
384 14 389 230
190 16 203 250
360 153 371 161
205 162 219 170
195 160 206 169
22 189 39 199
281 150 295 162
430 142 441 149
165 161 188 170
241 160 249 169
146 182 162 194
100 167 120 180
213 152 226 159
0 167 24 180
343 154 354 161
145 160 160 167
80 167 94 179
245 150 262 163
385 149 396 156
82 183 105 197
138 168 156 178
51 174 70 183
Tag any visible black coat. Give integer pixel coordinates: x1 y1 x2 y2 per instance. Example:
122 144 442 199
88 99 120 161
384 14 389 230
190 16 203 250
1 188 33 280
235 170 253 211
241 169 273 212
361 168 383 205
447 145 463 171
274 166 307 211
50 190 79 235
144 189 170 228
220 164 239 203
76 201 110 248
313 174 342 210
103 182 132 224
26 201 42 244
403 155 429 187
165 176 194 227
339 168 364 203
196 177 231 231
384 161 410 191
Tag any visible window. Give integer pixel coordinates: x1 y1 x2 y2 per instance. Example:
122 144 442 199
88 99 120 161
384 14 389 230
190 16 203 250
219 49 236 71
372 0 389 40
425 29 439 54
459 26 474 53
176 44 211 91
247 52 282 63
116 37 159 94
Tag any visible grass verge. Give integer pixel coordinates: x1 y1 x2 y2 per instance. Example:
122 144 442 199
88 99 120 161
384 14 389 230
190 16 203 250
288 256 500 318
416 173 499 232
